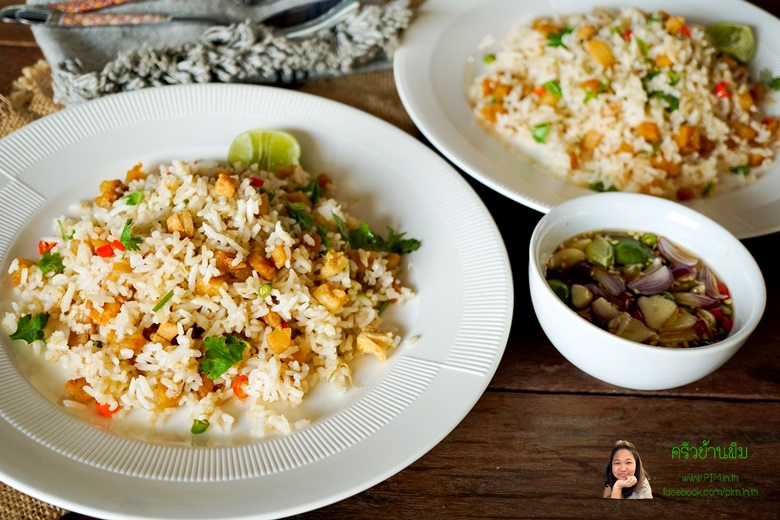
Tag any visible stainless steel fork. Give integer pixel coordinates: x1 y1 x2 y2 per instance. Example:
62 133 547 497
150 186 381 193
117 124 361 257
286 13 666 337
2 0 360 39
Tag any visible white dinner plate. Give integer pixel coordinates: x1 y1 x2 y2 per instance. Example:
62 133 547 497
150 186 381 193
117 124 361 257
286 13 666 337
0 84 513 519
394 0 780 239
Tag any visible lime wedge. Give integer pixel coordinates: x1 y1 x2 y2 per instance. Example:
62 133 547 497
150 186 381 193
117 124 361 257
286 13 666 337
705 22 756 64
227 129 301 171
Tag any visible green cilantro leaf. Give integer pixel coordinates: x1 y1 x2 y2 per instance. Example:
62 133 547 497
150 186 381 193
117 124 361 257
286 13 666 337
120 218 142 251
260 186 275 201
10 313 49 344
350 222 383 250
316 225 331 250
57 219 75 241
300 178 326 204
37 251 64 274
649 91 679 111
124 190 144 206
332 213 351 244
760 69 780 91
332 213 420 255
200 333 248 380
386 227 422 254
286 201 314 231
483 53 496 64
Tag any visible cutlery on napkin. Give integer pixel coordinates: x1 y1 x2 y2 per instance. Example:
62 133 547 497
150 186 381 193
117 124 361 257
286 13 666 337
21 0 414 105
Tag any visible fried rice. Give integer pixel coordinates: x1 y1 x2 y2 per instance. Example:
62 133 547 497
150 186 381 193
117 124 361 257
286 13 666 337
469 7 780 201
2 157 417 437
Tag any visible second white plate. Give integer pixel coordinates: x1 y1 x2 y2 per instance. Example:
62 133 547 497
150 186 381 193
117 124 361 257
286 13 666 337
394 0 780 238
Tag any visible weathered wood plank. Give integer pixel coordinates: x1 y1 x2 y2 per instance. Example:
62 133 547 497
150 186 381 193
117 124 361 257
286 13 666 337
298 392 779 518
0 46 44 97
0 0 37 45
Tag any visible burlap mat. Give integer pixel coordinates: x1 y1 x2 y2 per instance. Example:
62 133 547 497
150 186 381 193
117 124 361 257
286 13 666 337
0 59 419 520
0 60 64 139
0 481 66 520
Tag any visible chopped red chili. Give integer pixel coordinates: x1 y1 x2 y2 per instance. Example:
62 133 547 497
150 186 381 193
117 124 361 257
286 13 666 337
721 315 733 333
95 401 119 416
693 320 708 337
714 81 730 98
96 244 115 257
38 241 56 255
232 374 249 400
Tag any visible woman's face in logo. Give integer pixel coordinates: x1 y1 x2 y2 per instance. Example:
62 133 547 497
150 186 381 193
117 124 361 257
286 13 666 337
612 449 636 480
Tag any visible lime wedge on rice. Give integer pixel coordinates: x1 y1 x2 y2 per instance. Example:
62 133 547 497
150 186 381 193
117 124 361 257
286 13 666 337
227 129 301 171
705 22 756 64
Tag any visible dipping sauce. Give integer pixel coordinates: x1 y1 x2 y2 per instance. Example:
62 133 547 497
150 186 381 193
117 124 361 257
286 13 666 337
544 230 733 348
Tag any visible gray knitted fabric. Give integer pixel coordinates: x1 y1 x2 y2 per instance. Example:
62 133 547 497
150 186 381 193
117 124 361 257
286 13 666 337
27 0 413 106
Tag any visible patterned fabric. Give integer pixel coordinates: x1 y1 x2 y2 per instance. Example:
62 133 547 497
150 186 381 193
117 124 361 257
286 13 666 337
27 0 413 105
627 477 653 499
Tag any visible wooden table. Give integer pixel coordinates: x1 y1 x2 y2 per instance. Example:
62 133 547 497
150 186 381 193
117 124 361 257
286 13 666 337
1 1 779 518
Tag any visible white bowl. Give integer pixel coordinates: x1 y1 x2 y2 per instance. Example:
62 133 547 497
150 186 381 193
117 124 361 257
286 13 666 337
528 192 767 391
